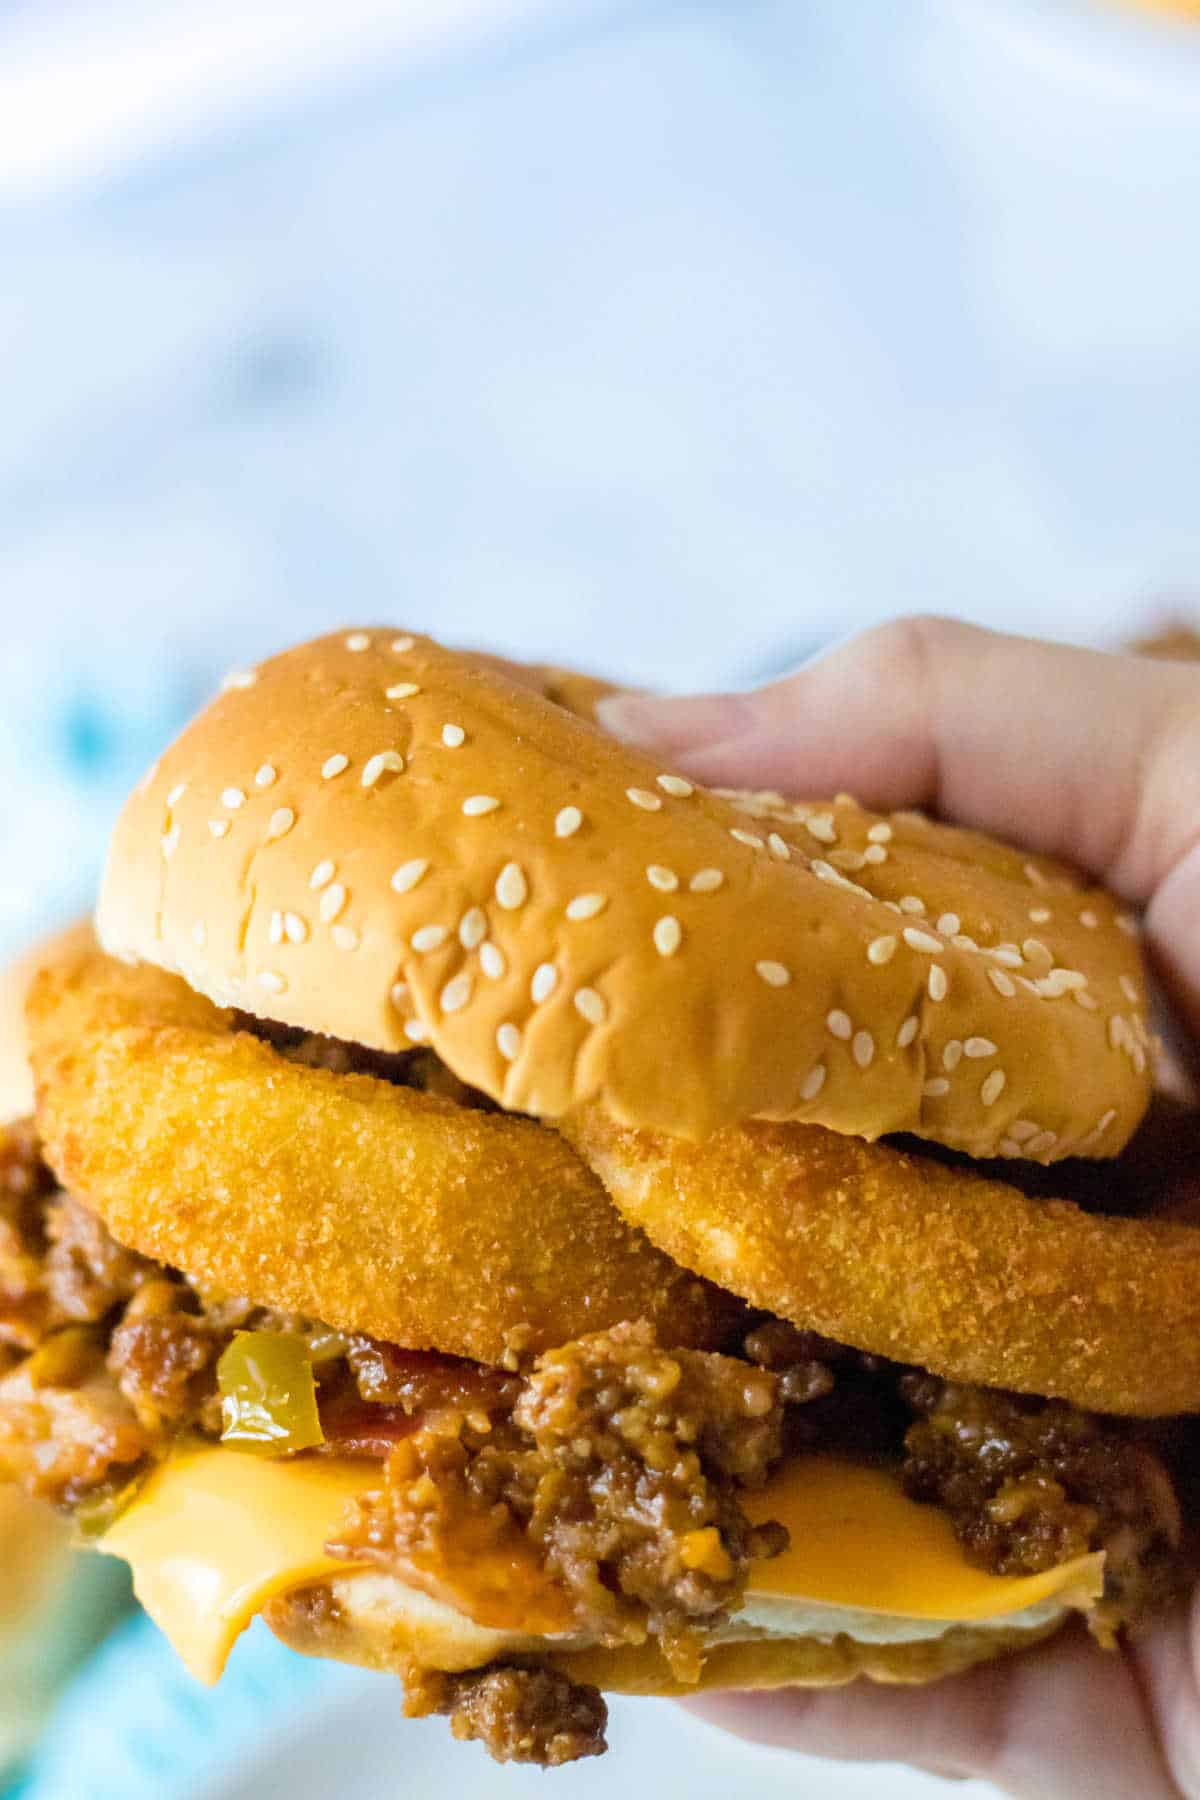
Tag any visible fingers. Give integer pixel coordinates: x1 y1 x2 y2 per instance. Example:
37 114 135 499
596 616 1200 1034
1133 1596 1200 1797
682 1625 1181 1800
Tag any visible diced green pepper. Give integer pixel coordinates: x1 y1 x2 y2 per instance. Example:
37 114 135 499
217 1331 325 1455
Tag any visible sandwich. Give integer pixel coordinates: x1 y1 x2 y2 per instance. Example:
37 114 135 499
1 629 1195 1767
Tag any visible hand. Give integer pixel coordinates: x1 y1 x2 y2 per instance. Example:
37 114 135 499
596 617 1200 1799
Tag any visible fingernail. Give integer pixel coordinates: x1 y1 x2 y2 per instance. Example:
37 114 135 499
594 690 756 750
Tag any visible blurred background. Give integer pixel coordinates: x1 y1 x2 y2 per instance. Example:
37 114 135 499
1 0 1198 1794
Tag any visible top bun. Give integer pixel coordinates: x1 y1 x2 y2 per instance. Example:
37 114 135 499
97 631 1150 1156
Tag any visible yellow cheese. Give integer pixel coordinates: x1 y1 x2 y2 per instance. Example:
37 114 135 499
100 1446 1103 1688
99 1444 372 1684
744 1454 1104 1620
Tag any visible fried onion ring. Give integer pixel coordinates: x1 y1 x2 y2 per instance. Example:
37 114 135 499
563 1106 1200 1416
27 942 738 1362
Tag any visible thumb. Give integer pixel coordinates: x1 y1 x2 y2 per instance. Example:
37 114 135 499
596 617 1200 1030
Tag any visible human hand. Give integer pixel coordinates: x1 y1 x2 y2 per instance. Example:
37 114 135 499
596 617 1200 1799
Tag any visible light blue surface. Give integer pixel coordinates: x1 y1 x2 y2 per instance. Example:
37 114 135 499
7 1613 357 1800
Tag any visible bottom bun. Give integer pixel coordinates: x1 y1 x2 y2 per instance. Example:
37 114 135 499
263 1571 1067 1696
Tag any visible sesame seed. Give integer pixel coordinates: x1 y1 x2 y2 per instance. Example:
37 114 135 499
441 724 466 748
998 1138 1022 1157
936 913 960 938
268 911 284 946
980 1070 1006 1106
319 884 348 923
647 865 679 893
390 859 429 895
805 813 837 844
903 927 941 954
161 826 180 859
391 636 415 653
310 860 336 891
322 755 349 780
1010 1120 1038 1143
192 922 207 949
496 1023 522 1062
928 964 948 1002
988 967 1017 998
830 849 866 871
167 782 187 806
766 832 791 861
826 1009 852 1041
1074 990 1099 1011
284 913 308 944
1108 1014 1127 1051
222 669 256 691
965 1036 998 1058
266 807 295 841
462 795 500 817
1119 975 1140 1005
440 972 473 1014
345 632 370 652
1079 909 1098 929
258 970 287 994
1024 861 1048 887
852 1030 875 1068
627 787 662 812
756 960 791 988
411 924 447 953
867 823 893 844
689 868 725 893
1097 1108 1117 1135
459 907 487 949
867 935 897 966
390 982 408 1012
386 683 421 700
555 806 583 839
255 765 276 789
1116 913 1137 936
208 819 230 840
923 1078 950 1098
531 963 558 1004
657 774 694 797
574 987 608 1025
953 934 979 951
896 1015 919 1049
862 844 888 865
654 916 682 957
1029 907 1052 924
991 946 1024 968
332 925 359 952
1133 1042 1147 1074
566 893 607 921
1038 968 1088 997
405 1019 430 1044
801 1063 827 1101
221 787 246 810
495 863 528 910
362 751 404 789
1022 938 1052 968
138 760 160 794
730 829 764 849
1029 1129 1057 1157
479 942 506 980
943 1040 963 1072
898 896 926 916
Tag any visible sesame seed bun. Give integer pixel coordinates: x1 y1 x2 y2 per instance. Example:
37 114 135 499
96 631 1149 1159
263 1569 1068 1696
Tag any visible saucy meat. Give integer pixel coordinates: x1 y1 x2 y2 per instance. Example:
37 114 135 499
403 1662 607 1766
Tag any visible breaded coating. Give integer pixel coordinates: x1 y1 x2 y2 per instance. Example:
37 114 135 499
28 945 737 1363
564 1107 1200 1417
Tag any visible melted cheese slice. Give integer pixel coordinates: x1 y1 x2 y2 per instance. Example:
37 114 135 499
99 1445 372 1684
100 1446 1102 1687
744 1455 1103 1620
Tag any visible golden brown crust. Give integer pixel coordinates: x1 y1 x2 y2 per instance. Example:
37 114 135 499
564 1105 1200 1416
264 1575 1066 1694
27 940 738 1362
95 630 1148 1157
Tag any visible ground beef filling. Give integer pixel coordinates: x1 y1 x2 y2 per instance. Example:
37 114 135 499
0 1118 1193 1765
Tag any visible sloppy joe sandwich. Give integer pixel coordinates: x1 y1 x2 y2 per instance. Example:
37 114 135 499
2 630 1195 1767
